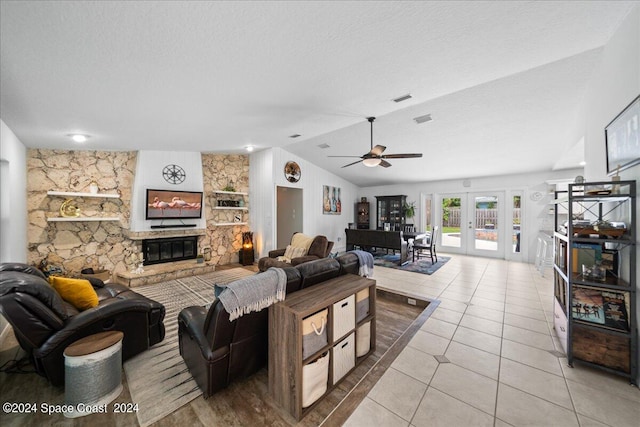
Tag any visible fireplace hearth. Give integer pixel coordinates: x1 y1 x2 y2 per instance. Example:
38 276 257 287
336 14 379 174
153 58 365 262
142 236 198 265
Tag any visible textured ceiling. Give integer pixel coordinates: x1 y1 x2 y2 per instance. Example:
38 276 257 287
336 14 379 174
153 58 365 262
0 1 635 186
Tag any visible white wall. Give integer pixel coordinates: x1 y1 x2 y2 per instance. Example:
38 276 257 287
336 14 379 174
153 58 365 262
0 119 27 263
578 5 639 385
130 150 206 231
249 148 275 258
250 147 359 258
358 168 582 263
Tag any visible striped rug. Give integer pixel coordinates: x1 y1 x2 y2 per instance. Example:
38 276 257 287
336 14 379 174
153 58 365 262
123 268 255 427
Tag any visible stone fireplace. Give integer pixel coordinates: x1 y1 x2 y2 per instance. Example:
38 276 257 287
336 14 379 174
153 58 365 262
142 236 198 265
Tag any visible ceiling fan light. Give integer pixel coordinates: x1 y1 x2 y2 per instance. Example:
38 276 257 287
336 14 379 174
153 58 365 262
363 158 381 167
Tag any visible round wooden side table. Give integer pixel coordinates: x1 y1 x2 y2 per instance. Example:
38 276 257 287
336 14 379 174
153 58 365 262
63 330 124 418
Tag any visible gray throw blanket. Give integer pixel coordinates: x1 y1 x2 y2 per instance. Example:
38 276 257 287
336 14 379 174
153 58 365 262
349 250 374 277
218 267 287 321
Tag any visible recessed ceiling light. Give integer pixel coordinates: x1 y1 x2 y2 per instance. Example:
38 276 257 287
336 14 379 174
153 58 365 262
392 94 412 103
289 134 301 138
317 143 330 149
579 161 586 166
245 145 254 152
413 114 432 124
68 134 89 143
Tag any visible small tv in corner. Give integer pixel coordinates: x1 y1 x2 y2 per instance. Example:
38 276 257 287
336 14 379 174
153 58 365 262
146 189 203 220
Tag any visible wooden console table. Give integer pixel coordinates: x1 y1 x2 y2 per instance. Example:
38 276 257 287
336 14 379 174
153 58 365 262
268 274 376 420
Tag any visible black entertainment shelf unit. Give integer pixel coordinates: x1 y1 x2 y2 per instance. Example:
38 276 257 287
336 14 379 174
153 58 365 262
552 180 637 385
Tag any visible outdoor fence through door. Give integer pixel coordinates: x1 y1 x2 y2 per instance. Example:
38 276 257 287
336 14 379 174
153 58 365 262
439 192 505 258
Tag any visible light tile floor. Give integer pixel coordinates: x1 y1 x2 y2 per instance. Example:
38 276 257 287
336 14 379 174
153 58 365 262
344 254 639 427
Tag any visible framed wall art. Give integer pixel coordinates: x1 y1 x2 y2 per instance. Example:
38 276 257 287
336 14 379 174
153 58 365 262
605 94 639 175
322 185 341 215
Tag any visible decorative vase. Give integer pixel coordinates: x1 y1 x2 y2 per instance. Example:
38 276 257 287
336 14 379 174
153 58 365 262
89 180 99 194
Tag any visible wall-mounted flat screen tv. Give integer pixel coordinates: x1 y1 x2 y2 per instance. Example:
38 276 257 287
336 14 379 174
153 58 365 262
146 189 203 219
606 94 639 175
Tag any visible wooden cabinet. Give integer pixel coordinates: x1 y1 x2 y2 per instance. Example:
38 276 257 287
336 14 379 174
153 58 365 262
356 202 370 229
553 180 637 384
268 274 376 420
375 195 406 231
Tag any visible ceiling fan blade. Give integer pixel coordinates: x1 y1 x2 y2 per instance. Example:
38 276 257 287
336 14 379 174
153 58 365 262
380 153 423 159
379 159 392 168
342 159 364 168
370 145 386 156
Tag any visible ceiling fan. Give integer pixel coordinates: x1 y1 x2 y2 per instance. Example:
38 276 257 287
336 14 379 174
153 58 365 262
328 117 423 168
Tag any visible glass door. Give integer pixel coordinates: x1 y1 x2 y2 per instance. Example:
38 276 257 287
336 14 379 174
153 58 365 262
440 194 464 253
438 192 505 258
467 192 504 258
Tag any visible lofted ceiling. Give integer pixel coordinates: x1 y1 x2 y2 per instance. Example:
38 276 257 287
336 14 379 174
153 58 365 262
1 1 635 187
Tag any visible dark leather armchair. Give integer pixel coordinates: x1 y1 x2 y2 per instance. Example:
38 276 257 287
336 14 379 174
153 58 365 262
178 255 358 398
0 262 165 386
257 233 334 271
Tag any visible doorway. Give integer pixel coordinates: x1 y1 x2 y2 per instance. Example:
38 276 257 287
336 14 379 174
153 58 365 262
439 192 505 258
276 186 303 248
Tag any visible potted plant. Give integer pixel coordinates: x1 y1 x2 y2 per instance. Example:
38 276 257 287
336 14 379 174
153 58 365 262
403 201 416 222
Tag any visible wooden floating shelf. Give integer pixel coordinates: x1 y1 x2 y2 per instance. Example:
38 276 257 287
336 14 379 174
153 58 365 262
47 217 120 222
47 191 120 199
213 206 248 211
212 190 248 196
214 222 248 226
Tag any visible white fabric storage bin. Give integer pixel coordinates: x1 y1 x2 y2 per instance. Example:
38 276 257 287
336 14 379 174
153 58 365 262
332 295 355 341
356 321 371 357
302 352 330 408
332 332 355 385
355 288 369 323
302 308 328 360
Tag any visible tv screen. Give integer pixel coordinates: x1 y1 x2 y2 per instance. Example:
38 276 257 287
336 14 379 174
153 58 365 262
146 189 203 220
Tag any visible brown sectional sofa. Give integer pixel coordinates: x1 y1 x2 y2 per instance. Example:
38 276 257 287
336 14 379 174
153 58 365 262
178 252 360 397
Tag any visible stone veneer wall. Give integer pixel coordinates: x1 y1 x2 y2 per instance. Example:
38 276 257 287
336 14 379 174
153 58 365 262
27 149 250 277
201 153 250 264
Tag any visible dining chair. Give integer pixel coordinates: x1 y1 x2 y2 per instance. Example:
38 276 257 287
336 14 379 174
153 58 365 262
413 225 439 263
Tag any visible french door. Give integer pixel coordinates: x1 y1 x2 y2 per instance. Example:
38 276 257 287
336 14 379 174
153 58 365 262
439 192 505 258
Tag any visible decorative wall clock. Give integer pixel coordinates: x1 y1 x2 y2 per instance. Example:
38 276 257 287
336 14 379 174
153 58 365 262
162 164 186 184
530 191 543 201
284 161 301 183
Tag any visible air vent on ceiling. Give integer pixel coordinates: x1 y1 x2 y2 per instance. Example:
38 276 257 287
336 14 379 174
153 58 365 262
289 134 301 138
392 94 412 103
317 143 330 149
413 114 432 124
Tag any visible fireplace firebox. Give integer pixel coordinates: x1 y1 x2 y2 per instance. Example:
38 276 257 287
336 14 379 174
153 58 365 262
142 236 198 265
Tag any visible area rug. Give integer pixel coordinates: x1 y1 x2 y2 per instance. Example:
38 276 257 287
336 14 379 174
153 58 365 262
373 252 451 275
123 268 254 427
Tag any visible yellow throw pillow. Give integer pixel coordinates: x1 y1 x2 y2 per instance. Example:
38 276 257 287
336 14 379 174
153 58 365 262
48 276 99 311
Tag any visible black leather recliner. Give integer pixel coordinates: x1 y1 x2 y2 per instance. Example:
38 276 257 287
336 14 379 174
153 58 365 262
178 253 361 398
0 262 166 386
